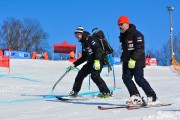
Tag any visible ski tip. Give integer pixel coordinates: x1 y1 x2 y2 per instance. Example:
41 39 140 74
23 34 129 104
56 96 64 100
98 106 102 109
97 106 105 110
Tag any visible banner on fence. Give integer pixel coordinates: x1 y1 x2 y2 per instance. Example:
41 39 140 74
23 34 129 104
4 50 30 59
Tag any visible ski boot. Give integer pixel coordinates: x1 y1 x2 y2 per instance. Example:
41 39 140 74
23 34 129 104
126 94 143 106
96 92 113 98
147 95 160 105
69 90 78 97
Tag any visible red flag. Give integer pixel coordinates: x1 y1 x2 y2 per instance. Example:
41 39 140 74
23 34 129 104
0 56 10 68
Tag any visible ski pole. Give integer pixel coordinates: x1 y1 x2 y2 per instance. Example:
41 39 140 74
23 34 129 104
112 64 116 89
107 61 112 74
109 53 116 89
88 74 91 90
51 67 71 92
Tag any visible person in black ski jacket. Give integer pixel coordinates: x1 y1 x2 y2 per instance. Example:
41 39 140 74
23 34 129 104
68 26 111 97
118 16 159 105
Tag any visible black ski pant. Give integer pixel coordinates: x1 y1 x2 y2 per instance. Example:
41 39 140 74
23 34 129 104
122 67 156 97
72 62 110 94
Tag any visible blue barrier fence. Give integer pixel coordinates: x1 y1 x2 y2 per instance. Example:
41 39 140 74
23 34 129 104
4 50 30 59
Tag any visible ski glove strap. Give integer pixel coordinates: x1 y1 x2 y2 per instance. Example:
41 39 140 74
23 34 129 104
128 58 136 69
93 60 100 70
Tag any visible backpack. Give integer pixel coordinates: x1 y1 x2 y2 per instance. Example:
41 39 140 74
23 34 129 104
92 28 113 70
92 28 113 55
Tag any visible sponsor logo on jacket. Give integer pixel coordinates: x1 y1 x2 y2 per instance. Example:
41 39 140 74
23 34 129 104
128 40 134 50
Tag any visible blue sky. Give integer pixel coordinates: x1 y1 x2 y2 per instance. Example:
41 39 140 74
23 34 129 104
0 0 179 53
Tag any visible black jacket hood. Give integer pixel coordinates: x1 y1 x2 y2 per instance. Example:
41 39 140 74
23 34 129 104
79 31 90 43
120 24 136 36
127 24 136 32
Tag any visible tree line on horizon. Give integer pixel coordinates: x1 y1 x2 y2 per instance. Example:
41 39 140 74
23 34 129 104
0 17 179 66
145 37 180 66
0 17 49 53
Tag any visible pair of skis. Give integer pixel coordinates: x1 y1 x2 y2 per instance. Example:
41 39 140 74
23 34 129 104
56 96 172 110
22 93 172 110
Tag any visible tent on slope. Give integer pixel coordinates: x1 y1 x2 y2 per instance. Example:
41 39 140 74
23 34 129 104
53 41 77 60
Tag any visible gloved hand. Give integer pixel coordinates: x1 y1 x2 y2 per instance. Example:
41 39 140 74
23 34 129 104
93 60 100 70
128 58 136 69
67 63 75 70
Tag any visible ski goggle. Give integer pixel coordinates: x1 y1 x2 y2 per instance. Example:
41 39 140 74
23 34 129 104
118 23 124 27
75 33 82 37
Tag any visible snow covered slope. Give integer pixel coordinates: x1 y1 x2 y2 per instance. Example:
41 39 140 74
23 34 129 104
0 59 180 120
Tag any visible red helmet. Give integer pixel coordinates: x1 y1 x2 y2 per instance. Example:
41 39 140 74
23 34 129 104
118 16 130 24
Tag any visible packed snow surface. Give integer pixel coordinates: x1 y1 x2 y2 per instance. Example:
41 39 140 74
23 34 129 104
0 59 180 120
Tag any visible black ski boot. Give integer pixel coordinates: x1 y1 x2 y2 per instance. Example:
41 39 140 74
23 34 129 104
69 90 78 97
